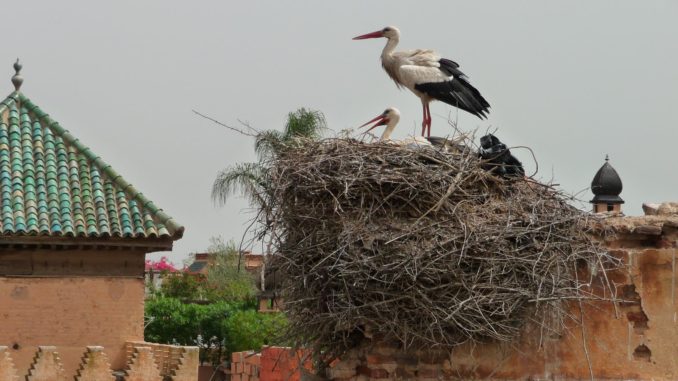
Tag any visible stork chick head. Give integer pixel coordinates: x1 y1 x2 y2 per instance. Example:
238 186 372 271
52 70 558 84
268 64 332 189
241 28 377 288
360 107 401 140
353 26 400 41
382 107 400 126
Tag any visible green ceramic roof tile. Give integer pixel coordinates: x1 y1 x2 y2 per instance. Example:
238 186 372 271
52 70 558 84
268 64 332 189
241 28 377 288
0 91 184 240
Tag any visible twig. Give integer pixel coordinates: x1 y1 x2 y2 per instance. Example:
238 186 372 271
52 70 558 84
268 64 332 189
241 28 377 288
192 109 259 136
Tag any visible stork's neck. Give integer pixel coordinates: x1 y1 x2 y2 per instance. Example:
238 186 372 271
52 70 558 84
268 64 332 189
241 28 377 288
380 117 400 141
381 37 399 61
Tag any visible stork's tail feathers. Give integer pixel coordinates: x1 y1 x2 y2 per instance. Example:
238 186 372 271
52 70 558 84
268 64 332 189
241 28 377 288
415 64 491 120
459 77 491 119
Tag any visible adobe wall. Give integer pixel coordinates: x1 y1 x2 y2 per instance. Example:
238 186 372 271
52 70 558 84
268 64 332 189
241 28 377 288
325 209 678 380
0 343 199 380
0 249 146 376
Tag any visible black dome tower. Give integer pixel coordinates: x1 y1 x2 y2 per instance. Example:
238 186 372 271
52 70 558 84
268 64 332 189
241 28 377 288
590 155 624 213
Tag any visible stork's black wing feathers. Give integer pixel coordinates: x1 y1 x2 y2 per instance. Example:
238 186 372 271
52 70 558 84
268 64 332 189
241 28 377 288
415 58 491 119
479 134 524 178
438 58 461 75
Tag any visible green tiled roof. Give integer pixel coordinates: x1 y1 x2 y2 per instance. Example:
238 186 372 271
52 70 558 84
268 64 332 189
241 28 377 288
0 91 183 240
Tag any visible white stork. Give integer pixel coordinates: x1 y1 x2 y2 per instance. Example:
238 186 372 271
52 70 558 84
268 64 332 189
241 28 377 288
359 107 401 140
353 26 490 137
359 107 432 147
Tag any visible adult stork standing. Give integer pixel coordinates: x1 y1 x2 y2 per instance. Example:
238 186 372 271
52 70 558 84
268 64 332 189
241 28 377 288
353 26 490 137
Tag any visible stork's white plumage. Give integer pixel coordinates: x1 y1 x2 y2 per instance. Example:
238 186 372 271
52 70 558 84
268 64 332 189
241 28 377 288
353 26 490 137
359 107 432 148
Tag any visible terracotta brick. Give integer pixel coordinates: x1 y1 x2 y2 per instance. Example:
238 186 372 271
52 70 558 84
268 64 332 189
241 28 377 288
247 354 261 366
260 347 313 381
74 346 115 381
26 346 67 381
123 347 161 381
0 347 19 381
169 347 199 381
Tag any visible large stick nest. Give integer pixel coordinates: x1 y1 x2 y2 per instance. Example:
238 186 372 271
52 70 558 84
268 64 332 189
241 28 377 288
259 135 615 356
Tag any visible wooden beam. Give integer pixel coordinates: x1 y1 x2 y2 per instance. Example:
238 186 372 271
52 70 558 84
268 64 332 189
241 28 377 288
0 236 174 250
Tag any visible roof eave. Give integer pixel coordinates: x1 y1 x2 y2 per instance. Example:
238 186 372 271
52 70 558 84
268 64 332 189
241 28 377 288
0 235 175 251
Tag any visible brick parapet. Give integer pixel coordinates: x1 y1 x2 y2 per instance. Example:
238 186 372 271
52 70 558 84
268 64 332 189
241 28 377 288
123 346 162 381
0 346 19 381
74 346 116 381
0 343 197 381
26 346 67 381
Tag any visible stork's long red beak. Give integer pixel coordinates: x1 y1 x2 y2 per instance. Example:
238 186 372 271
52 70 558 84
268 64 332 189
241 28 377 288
352 30 384 40
359 114 387 133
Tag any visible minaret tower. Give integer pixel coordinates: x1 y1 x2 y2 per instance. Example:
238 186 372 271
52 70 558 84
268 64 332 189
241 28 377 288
590 155 624 213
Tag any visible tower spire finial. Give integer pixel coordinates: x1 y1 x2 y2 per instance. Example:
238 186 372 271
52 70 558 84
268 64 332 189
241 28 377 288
11 59 23 91
605 154 609 162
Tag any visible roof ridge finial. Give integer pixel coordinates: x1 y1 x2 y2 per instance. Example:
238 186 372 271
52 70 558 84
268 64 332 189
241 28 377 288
605 154 609 162
11 58 23 91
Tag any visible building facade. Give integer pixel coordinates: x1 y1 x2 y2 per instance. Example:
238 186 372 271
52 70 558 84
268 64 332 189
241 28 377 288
0 62 196 380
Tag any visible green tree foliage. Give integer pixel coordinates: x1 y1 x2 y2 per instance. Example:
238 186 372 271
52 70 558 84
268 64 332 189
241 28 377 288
155 238 257 303
145 236 286 364
145 297 286 365
159 272 206 300
222 310 288 354
145 297 237 364
204 237 258 302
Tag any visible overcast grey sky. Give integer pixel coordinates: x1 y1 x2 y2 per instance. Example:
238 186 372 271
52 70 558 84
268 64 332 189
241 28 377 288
3 1 677 263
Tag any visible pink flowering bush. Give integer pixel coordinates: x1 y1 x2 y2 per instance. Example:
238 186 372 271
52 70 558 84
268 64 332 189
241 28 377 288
145 256 178 272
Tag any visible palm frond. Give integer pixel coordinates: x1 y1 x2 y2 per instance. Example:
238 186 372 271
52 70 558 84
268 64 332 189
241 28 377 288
213 108 325 210
212 162 268 207
255 130 284 161
283 108 327 141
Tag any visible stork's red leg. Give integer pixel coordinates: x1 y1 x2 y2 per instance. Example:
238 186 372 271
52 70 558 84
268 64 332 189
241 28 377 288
425 103 432 137
421 102 428 136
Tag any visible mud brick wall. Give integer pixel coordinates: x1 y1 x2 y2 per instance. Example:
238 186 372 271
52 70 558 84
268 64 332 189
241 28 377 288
0 248 147 375
0 276 144 375
0 343 197 381
325 212 678 380
126 341 188 377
